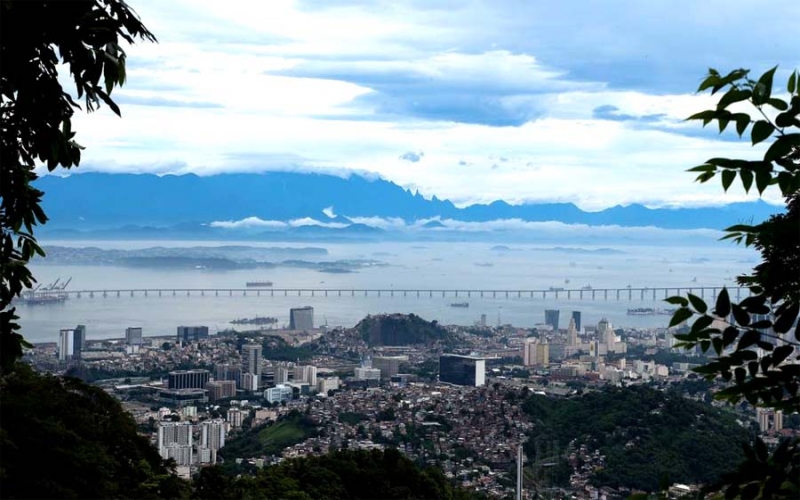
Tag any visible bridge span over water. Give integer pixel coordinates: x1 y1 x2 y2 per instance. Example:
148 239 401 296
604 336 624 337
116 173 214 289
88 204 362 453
31 285 749 302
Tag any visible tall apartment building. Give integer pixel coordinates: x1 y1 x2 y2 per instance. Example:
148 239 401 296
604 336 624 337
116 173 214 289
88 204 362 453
274 366 291 384
73 325 86 357
241 372 259 392
293 365 318 386
176 325 209 344
242 344 262 378
289 306 314 331
58 329 74 361
168 369 210 390
439 354 486 387
544 309 560 331
571 311 582 332
214 364 242 387
227 408 244 428
158 421 193 466
200 418 227 464
205 380 237 402
523 338 549 367
125 327 143 346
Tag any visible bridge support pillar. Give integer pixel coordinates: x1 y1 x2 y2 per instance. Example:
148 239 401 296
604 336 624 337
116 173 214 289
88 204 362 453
90 292 94 298
77 292 81 298
518 291 522 298
130 291 134 297
567 291 571 299
116 291 120 298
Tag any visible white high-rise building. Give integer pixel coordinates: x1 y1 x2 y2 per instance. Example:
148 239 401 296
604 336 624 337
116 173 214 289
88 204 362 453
201 419 227 449
227 408 244 428
158 422 193 465
58 329 74 361
274 366 291 384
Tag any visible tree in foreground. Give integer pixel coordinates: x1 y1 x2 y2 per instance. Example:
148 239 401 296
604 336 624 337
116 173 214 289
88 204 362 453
0 0 155 373
668 67 800 499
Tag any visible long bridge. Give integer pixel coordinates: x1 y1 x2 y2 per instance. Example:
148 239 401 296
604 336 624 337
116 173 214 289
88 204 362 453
22 285 750 302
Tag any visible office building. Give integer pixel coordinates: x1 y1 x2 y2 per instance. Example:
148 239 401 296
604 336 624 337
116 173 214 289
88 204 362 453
242 344 262 378
439 354 486 387
58 329 74 361
158 388 208 406
176 325 209 344
205 380 237 402
227 408 244 428
293 365 317 386
317 377 340 394
125 327 143 346
73 325 86 357
241 372 259 392
265 385 293 404
168 369 210 390
523 338 549 367
274 366 291 384
354 367 381 381
567 317 579 347
544 309 560 331
289 306 314 331
598 318 626 354
571 311 582 332
372 356 407 380
214 364 242 387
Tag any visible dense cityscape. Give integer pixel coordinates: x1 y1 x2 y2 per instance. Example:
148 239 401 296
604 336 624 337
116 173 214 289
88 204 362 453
22 304 798 499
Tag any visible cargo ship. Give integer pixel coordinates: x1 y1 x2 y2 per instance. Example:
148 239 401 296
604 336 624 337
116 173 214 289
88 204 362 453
17 277 71 305
245 281 273 287
449 302 469 308
626 307 677 316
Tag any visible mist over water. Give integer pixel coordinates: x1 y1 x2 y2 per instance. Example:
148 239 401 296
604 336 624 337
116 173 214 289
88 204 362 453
17 240 758 343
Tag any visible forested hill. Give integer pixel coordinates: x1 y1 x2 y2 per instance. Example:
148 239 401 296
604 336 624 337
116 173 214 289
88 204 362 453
356 313 454 346
522 386 751 492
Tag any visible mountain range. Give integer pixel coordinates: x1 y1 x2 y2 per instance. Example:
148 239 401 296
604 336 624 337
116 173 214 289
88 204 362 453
34 172 781 241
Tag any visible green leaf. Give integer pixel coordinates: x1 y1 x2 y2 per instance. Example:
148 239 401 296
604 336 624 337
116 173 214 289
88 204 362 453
755 170 771 195
738 330 760 350
664 296 689 306
721 170 735 191
717 89 751 110
765 134 800 162
715 288 731 318
767 98 788 111
669 307 693 328
789 71 797 94
772 345 794 366
687 164 715 173
722 326 739 347
691 315 714 335
733 113 750 136
773 302 799 334
687 110 715 124
739 168 754 193
752 66 777 105
751 120 774 145
687 293 707 313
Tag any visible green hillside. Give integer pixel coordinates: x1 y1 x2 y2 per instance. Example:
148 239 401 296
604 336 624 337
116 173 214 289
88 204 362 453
522 386 751 492
357 313 454 346
219 410 318 460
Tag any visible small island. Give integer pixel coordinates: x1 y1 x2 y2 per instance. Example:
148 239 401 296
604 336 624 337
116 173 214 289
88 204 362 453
230 316 279 326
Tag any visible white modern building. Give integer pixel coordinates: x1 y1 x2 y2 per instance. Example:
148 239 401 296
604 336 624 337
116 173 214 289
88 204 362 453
265 385 293 404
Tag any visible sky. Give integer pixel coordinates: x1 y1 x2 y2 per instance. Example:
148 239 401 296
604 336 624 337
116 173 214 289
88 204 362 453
60 0 799 210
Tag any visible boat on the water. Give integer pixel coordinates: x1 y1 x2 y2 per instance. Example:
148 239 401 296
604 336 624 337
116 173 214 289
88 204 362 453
627 307 677 316
449 302 469 308
246 281 273 287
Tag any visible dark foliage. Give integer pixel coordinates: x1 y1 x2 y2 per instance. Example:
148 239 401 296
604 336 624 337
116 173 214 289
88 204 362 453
357 313 454 346
0 365 188 499
522 386 750 492
194 448 481 500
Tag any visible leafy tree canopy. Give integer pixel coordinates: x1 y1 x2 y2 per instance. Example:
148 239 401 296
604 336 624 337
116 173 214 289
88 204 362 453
0 0 156 373
669 67 800 499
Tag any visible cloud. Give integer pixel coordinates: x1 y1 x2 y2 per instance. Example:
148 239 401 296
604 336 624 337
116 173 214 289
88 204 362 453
113 94 224 109
209 217 287 229
288 217 348 228
322 206 336 218
399 151 424 162
51 0 798 211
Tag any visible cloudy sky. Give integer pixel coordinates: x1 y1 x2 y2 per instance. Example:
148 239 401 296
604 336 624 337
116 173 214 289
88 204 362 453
63 0 798 210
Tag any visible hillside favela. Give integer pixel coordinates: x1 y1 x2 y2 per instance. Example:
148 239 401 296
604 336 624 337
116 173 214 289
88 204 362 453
2 1 799 500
